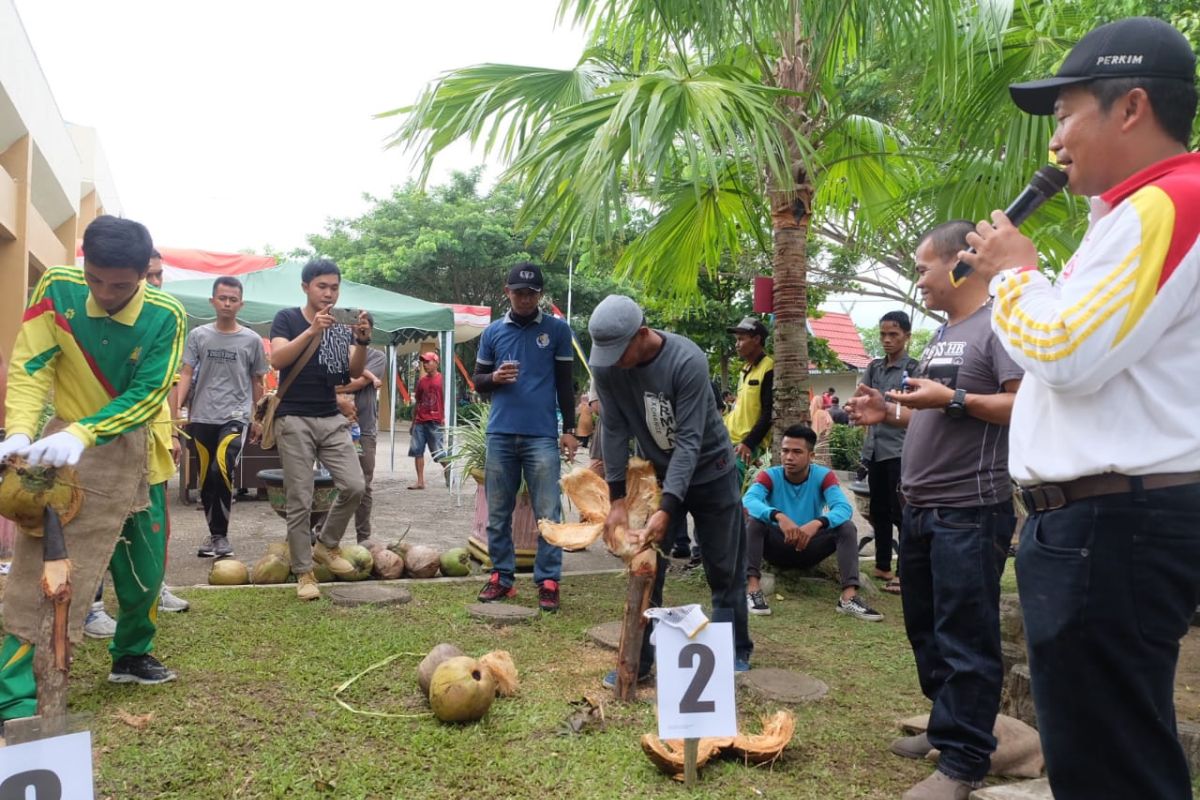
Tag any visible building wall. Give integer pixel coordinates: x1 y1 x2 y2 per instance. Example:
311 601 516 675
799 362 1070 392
0 0 120 359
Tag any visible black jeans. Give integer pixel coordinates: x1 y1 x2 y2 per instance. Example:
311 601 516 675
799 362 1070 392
1017 484 1200 799
637 469 753 671
745 518 861 589
900 501 1013 784
866 457 902 573
188 420 245 538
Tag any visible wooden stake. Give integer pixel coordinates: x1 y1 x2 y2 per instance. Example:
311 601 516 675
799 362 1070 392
614 548 657 701
683 738 699 786
35 507 71 719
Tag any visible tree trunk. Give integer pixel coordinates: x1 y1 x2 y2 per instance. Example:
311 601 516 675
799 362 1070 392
768 48 814 451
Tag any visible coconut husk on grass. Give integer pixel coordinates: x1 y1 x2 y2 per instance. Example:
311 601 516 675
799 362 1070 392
478 650 519 697
639 710 796 777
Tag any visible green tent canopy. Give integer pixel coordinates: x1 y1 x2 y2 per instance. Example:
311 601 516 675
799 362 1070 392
164 261 454 346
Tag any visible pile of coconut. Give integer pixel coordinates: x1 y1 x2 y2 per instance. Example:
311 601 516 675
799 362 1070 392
208 540 474 585
418 643 518 724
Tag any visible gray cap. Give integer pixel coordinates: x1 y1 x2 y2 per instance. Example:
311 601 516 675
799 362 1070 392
588 295 645 367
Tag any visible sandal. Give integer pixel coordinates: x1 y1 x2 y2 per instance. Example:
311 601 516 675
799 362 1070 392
882 578 902 595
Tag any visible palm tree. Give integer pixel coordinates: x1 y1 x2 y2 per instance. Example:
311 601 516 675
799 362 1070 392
382 0 1094 442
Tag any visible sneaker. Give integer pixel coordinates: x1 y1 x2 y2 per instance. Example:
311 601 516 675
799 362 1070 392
601 669 653 690
734 657 751 673
538 579 560 613
747 590 772 616
477 572 516 603
890 731 933 760
83 602 116 639
211 536 233 558
902 769 979 800
296 571 320 601
196 536 215 557
837 595 884 622
312 542 355 578
108 654 177 685
158 587 190 613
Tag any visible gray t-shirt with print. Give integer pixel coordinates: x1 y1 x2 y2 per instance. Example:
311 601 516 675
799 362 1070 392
901 303 1024 508
183 324 269 424
354 349 390 436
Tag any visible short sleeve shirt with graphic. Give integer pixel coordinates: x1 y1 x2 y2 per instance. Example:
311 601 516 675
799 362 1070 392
901 304 1024 508
183 324 268 424
269 308 354 418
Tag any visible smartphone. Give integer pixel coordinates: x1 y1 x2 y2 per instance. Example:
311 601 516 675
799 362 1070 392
329 307 362 326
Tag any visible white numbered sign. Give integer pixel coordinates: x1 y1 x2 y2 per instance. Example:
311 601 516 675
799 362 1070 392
654 621 738 740
0 730 93 800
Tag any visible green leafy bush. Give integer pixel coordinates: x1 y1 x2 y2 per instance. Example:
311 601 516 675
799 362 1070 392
827 424 865 472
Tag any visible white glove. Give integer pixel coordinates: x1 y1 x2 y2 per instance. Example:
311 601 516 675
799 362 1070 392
0 434 31 464
24 431 85 468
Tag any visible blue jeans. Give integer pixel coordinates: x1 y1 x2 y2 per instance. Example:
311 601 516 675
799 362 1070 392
900 502 1013 784
1017 484 1200 799
484 433 563 585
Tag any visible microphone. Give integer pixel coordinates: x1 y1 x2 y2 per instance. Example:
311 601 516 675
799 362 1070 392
950 165 1068 287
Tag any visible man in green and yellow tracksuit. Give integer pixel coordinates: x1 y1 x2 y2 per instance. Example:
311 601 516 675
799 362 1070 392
0 216 185 719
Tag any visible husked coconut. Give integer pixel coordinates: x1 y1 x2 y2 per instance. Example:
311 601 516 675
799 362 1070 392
209 558 249 585
0 458 83 534
251 553 290 584
640 735 729 776
417 643 464 697
429 656 497 723
371 548 404 579
404 545 441 578
478 650 519 697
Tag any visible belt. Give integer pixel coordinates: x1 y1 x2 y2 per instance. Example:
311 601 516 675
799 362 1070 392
1017 471 1200 513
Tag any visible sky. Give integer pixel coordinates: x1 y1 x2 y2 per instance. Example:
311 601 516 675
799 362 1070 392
13 0 586 254
12 0 928 330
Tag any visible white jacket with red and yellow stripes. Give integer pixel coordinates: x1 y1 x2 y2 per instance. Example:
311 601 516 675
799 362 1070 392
991 152 1200 484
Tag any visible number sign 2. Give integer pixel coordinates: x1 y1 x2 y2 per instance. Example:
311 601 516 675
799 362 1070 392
0 731 92 800
655 622 738 740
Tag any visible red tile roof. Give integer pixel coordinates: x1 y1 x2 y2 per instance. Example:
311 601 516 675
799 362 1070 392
808 312 872 370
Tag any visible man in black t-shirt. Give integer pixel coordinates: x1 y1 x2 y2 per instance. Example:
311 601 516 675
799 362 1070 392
268 258 371 601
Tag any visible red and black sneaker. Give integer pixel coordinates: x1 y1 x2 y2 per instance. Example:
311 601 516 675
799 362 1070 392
477 572 516 603
538 579 561 613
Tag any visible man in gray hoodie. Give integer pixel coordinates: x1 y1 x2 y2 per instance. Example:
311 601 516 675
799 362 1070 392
589 295 752 688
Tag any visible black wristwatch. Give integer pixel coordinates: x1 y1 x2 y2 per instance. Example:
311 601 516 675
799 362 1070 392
944 387 968 419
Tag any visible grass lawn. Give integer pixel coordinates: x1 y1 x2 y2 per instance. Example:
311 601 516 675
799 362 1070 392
63 568 1015 799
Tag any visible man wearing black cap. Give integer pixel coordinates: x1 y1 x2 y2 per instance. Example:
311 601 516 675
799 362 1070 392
724 316 774 479
472 262 577 612
588 294 752 688
959 17 1200 799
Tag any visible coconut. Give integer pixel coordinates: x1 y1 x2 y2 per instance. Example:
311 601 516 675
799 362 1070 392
418 643 465 697
340 544 374 581
478 650 519 697
429 656 496 723
640 735 729 777
209 558 249 585
0 458 84 534
403 545 441 579
438 547 471 577
312 562 335 583
388 540 412 559
266 541 289 559
251 553 290 584
538 520 604 552
728 710 796 764
371 548 404 580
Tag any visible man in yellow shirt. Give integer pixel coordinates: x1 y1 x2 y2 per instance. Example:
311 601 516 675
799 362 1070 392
0 216 185 718
724 316 774 482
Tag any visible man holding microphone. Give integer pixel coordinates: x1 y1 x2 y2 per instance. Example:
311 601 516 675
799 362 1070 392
959 17 1200 799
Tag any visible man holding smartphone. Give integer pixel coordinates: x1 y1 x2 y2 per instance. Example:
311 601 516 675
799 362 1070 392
269 258 369 601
